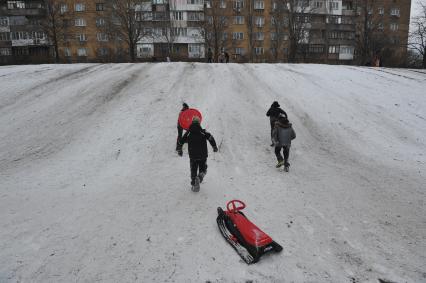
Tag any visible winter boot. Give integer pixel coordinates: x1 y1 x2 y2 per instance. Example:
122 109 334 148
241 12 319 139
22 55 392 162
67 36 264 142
191 176 200 192
198 171 206 183
284 161 290 172
276 160 284 168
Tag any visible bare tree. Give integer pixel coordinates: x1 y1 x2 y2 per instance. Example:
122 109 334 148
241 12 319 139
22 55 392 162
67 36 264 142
202 0 229 62
277 0 312 63
111 0 147 62
41 0 64 63
409 2 426 68
353 0 395 65
269 1 289 62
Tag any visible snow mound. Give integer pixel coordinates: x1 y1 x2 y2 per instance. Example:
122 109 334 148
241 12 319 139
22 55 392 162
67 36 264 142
0 63 425 282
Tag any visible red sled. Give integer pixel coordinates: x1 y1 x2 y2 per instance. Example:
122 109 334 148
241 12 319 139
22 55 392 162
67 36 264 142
217 200 282 264
178 108 202 130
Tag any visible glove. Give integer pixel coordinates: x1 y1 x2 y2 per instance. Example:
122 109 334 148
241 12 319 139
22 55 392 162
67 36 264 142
213 146 218 152
177 149 183 156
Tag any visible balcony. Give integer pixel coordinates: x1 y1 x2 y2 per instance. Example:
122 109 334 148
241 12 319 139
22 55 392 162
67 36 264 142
6 8 45 16
342 9 354 16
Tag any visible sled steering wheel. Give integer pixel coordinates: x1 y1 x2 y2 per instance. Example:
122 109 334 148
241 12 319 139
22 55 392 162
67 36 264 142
226 200 246 213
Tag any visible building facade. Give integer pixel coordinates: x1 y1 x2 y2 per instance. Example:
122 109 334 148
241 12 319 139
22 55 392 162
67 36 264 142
0 0 51 65
0 0 412 65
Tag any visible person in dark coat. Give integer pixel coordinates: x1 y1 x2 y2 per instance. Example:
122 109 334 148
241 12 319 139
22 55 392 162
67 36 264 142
176 103 189 155
179 116 218 189
266 101 287 146
224 51 230 63
272 116 296 169
207 48 213 63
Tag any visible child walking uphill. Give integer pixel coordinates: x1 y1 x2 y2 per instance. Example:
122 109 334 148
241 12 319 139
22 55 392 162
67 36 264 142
272 116 296 172
266 101 287 146
179 116 218 191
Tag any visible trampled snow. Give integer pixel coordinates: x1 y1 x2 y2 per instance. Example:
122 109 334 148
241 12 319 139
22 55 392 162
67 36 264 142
0 63 425 282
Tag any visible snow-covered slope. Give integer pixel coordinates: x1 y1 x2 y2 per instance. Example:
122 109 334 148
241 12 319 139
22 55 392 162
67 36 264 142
0 63 425 283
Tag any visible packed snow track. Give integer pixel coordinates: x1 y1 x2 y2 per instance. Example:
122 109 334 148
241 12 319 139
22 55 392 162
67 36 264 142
0 63 425 282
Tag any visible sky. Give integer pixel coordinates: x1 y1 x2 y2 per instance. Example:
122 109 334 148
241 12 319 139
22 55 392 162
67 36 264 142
411 0 425 19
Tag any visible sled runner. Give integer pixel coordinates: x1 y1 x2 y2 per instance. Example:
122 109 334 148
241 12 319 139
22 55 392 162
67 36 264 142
217 200 282 264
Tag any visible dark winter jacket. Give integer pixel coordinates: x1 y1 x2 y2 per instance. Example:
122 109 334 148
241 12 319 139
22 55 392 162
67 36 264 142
266 106 287 124
177 105 189 128
272 121 296 147
180 123 217 160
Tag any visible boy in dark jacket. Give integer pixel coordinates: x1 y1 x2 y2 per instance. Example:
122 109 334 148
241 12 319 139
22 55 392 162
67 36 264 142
176 103 189 155
179 116 218 191
272 116 296 171
266 101 287 146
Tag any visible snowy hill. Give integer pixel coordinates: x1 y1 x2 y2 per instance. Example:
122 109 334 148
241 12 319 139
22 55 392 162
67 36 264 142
0 63 425 283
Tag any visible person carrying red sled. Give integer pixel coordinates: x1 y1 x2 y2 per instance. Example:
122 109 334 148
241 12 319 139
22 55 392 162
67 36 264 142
179 116 218 191
272 115 296 171
176 103 189 156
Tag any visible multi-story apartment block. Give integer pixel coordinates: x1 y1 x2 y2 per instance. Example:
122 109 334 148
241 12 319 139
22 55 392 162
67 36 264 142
0 0 411 65
136 0 205 60
0 0 51 65
55 0 127 63
203 0 410 65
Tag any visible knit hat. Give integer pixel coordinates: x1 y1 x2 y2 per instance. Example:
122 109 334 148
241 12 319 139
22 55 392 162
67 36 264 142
192 116 200 123
272 101 280 108
182 103 189 109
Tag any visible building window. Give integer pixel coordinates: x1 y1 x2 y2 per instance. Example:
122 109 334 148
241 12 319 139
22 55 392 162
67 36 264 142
97 33 108 41
340 46 354 55
0 32 10 41
314 1 322 8
233 0 244 9
235 47 244 55
254 47 264 55
7 1 26 9
64 48 71 57
96 3 104 11
98 48 109 56
172 27 187 36
255 16 264 27
328 45 339 54
254 1 264 9
173 11 183 20
329 1 339 10
390 8 400 17
188 12 203 21
254 32 264 41
75 18 86 26
75 3 85 12
271 32 277 40
232 32 244 40
0 47 12 56
187 0 203 4
76 34 87 41
222 32 227 40
0 17 9 26
60 4 68 14
377 22 384 31
309 45 324 53
234 16 244 24
77 48 87 56
96 18 106 27
390 23 399 31
220 0 226 8
188 44 201 53
378 7 384 15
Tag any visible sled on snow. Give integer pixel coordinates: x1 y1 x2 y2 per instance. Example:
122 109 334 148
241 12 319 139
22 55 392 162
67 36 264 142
217 200 282 264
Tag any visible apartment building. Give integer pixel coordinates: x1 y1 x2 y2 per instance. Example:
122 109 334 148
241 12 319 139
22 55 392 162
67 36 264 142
0 0 51 65
136 0 205 60
204 0 410 64
0 0 412 65
56 0 127 63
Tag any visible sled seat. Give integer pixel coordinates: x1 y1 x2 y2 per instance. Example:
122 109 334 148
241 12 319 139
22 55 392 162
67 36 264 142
226 212 273 247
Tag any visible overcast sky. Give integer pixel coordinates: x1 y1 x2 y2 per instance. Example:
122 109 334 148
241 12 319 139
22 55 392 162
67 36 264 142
411 0 425 18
